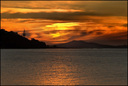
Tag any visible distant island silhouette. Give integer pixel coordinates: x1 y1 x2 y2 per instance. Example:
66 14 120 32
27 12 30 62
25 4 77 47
54 40 127 48
0 29 127 49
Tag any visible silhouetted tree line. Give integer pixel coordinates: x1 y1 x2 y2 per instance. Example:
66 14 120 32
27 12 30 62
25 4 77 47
0 29 46 48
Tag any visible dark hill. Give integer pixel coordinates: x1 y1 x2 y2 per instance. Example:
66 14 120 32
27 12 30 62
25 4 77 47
55 40 126 48
0 29 46 48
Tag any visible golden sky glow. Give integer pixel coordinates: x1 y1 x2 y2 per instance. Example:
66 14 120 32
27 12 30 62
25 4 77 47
1 7 84 13
1 1 127 45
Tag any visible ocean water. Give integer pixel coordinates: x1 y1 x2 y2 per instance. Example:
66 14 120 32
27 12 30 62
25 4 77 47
1 49 127 85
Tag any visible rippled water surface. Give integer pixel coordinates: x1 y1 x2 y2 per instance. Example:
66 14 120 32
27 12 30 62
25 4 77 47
1 49 127 85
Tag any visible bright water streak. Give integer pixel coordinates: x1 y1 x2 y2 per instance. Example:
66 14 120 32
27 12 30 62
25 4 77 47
1 49 127 85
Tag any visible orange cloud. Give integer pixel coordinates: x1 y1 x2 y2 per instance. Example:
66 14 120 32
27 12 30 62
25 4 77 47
1 7 84 14
1 16 127 45
1 1 127 45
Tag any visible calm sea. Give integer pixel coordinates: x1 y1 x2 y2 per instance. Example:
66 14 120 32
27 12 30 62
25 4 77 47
1 49 127 85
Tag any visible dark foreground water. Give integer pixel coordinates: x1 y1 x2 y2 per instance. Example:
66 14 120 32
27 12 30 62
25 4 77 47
1 49 127 85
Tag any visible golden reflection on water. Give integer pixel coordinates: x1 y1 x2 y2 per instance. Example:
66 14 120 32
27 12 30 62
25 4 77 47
38 56 81 85
35 55 97 85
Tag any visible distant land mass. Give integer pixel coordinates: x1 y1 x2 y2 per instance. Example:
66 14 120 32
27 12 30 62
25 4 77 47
54 40 127 48
0 29 127 49
0 29 46 48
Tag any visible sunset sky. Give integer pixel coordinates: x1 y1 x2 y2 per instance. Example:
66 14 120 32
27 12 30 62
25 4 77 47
1 1 127 45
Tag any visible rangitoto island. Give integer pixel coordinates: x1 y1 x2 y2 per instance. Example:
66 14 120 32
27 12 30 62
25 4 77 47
0 29 127 49
54 40 127 48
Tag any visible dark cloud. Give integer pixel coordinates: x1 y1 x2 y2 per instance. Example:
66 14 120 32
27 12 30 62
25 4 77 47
88 31 127 45
35 33 43 38
87 30 104 35
107 23 127 28
43 30 58 34
64 30 102 41
108 26 115 28
1 11 109 21
80 31 87 36
122 24 128 27
96 31 103 35
17 19 32 23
